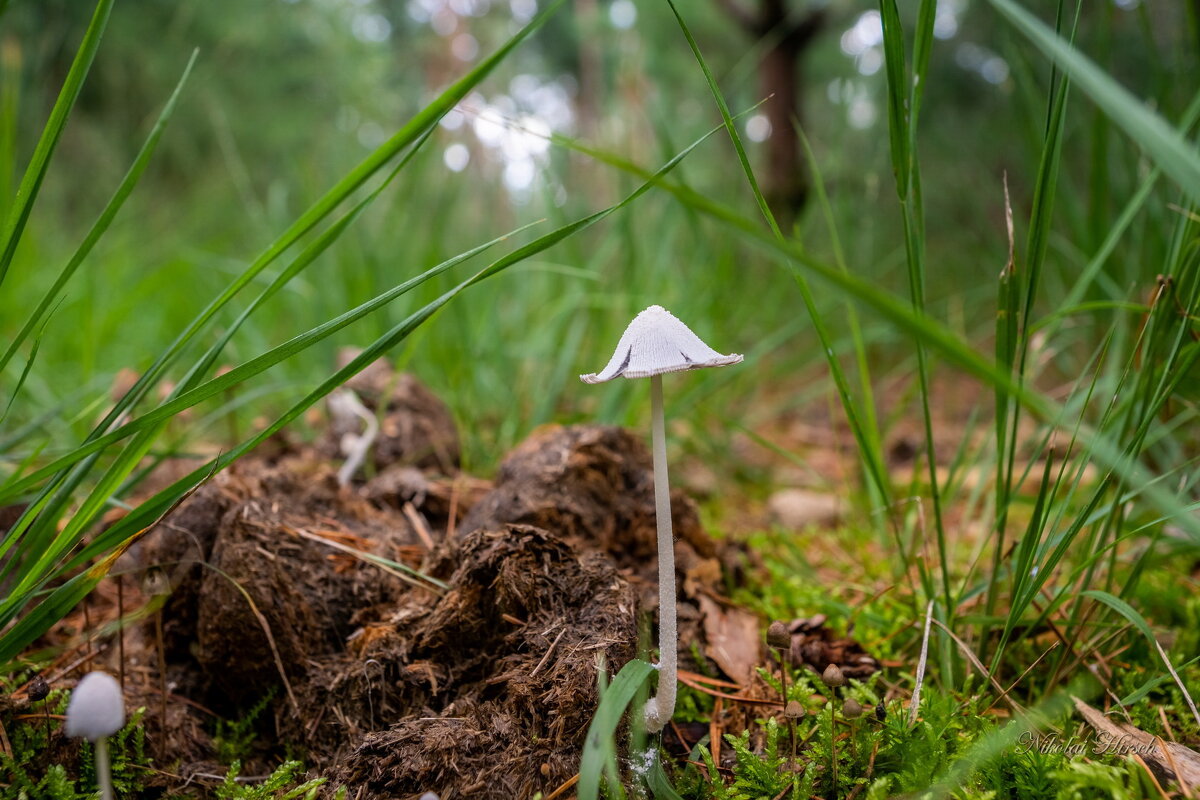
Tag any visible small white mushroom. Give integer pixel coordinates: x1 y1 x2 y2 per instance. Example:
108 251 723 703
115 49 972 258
66 672 125 800
581 305 742 733
580 305 742 384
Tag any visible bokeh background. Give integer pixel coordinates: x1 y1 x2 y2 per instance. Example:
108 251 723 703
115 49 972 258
2 0 1195 469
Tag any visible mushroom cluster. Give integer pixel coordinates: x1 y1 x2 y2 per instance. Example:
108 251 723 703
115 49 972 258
582 304 741 732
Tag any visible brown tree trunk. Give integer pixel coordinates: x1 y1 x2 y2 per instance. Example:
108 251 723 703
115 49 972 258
716 0 825 223
761 39 805 214
575 0 603 136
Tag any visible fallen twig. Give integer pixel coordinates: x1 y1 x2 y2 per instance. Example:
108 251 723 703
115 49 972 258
909 600 934 727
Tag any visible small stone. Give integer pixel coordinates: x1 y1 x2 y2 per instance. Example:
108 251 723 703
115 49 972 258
767 489 844 530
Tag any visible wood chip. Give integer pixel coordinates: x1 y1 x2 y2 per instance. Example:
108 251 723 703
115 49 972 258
1074 696 1200 792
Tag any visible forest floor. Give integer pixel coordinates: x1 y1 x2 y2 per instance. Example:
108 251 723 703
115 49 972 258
4 360 1199 800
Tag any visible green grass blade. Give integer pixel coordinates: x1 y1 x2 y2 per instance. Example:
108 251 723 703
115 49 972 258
0 50 198 375
579 658 656 800
0 0 114 289
909 0 937 137
86 0 565 442
878 0 910 197
1080 589 1155 644
662 0 894 514
647 752 686 799
877 0 950 619
1 127 716 645
1 330 40 425
988 0 1200 198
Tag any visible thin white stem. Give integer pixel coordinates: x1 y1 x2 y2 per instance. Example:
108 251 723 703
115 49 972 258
94 737 113 800
909 600 934 728
645 374 677 733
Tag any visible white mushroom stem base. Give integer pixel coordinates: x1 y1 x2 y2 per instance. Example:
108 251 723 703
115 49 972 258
94 738 114 800
644 374 677 734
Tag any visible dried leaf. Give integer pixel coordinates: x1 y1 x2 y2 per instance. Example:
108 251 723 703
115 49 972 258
697 595 760 685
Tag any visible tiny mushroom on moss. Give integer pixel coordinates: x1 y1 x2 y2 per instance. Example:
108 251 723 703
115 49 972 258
582 304 742 733
766 620 790 651
821 663 846 689
66 671 125 800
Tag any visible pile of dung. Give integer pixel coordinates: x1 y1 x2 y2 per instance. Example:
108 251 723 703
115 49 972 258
117 370 751 797
312 525 638 798
139 454 422 713
459 424 721 581
319 348 461 475
128 376 662 795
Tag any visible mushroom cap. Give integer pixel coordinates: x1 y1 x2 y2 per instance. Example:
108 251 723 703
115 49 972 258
580 305 742 384
65 672 125 741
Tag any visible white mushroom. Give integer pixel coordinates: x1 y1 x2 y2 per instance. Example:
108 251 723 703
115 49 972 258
581 305 742 732
66 672 125 800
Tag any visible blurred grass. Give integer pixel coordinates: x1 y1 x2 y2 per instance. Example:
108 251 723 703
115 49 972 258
3 3 1190 471
2 0 1198 682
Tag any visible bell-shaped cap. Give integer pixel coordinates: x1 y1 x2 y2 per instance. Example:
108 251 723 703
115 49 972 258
65 672 125 741
580 305 742 384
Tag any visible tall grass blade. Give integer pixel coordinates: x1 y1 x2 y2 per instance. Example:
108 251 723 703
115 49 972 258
987 0 1200 198
1080 589 1155 644
877 0 951 622
661 0 894 517
579 658 656 800
0 50 198 375
0 125 717 658
0 0 114 289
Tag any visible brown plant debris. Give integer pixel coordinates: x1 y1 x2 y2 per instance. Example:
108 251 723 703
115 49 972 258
1074 696 1200 791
